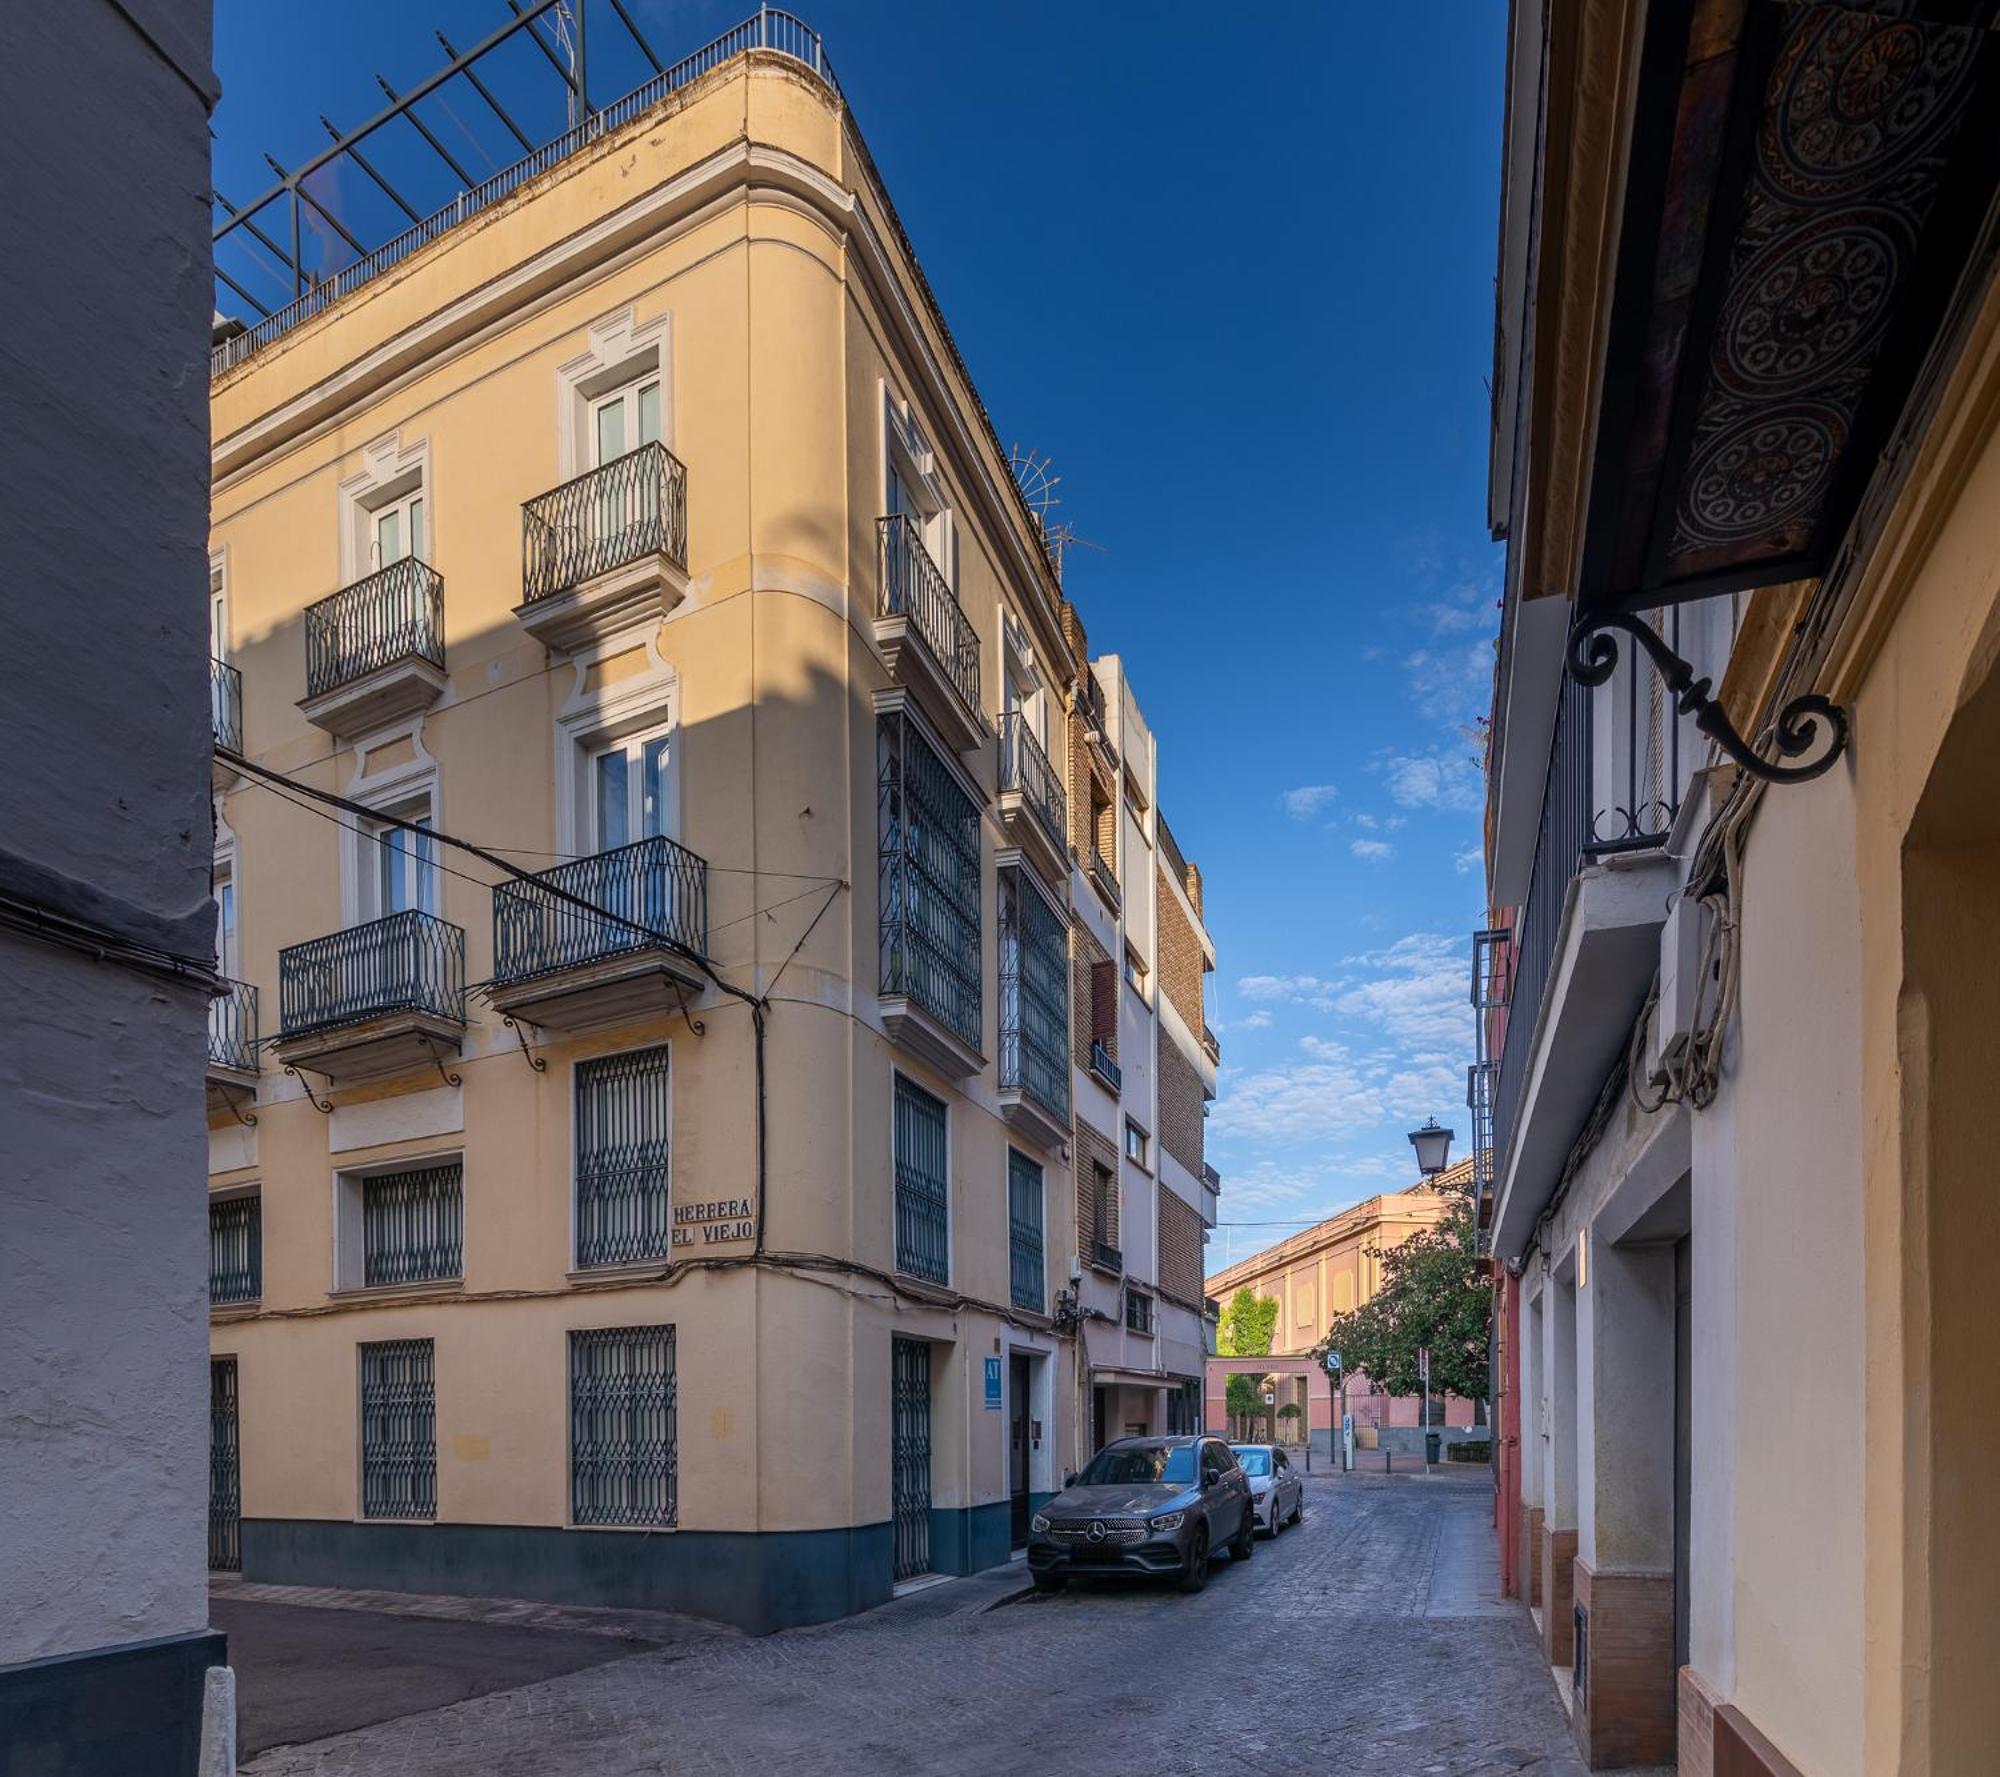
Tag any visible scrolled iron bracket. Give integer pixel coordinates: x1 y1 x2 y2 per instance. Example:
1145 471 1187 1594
502 1015 547 1074
283 1063 335 1115
1567 611 1849 785
219 1081 259 1128
414 1031 463 1090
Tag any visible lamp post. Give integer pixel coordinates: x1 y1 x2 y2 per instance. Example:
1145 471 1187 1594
1407 1117 1455 1178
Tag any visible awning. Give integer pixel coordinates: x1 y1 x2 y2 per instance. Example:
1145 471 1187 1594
1091 1368 1197 1391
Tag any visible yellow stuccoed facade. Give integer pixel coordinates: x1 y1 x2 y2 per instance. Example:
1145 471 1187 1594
204 51 1191 1629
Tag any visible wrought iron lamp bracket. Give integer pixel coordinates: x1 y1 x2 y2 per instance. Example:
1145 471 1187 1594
1567 609 1849 786
502 1015 547 1073
283 1062 335 1115
414 1032 463 1090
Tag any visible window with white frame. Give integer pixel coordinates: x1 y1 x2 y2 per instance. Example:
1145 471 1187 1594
369 483 426 570
335 1157 464 1291
590 372 662 468
213 853 238 977
883 389 955 587
210 554 228 661
342 437 430 583
1124 1118 1149 1169
359 796 438 921
587 725 674 852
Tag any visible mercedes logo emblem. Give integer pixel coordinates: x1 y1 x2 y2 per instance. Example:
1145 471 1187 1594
1087 1519 1106 1542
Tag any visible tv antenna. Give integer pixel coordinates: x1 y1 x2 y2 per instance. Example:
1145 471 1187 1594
1009 445 1104 584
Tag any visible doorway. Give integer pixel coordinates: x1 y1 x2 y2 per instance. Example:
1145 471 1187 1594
209 1357 240 1573
1009 1352 1033 1548
891 1338 932 1583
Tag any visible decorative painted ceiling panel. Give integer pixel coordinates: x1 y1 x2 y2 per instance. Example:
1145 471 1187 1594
1580 0 2000 615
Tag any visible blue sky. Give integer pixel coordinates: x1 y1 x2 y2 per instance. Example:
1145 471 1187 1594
212 1 1507 1268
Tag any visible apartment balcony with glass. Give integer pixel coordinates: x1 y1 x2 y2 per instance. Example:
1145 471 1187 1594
998 865 1071 1152
518 441 688 652
874 514 984 754
273 908 466 1084
489 833 710 1030
206 976 259 1113
996 711 1069 885
878 709 983 1076
298 556 446 738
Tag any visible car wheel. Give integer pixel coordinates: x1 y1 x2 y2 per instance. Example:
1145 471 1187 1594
1230 1507 1255 1562
1269 1499 1283 1537
1179 1526 1210 1593
1031 1571 1066 1595
1291 1493 1304 1526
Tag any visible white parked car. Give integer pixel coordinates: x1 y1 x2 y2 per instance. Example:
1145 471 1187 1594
1229 1443 1303 1535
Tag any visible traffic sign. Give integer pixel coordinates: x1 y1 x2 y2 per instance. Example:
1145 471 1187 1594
1324 1349 1342 1373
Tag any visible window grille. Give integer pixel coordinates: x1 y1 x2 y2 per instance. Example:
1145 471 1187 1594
1007 1149 1045 1313
209 1194 262 1305
359 1339 436 1520
893 1075 950 1284
1125 1290 1154 1335
575 1048 671 1269
362 1162 463 1286
878 713 982 1052
569 1325 677 1527
999 868 1070 1123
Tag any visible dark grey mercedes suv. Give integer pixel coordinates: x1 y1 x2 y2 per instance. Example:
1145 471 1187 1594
1026 1435 1253 1593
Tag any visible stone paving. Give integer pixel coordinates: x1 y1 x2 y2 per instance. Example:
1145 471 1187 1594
241 1469 1588 1777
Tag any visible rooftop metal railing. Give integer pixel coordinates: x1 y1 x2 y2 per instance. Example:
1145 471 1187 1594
303 558 444 699
878 514 980 715
521 443 688 604
492 833 709 983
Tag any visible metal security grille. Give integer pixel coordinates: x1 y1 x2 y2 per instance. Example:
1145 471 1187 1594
208 1359 240 1572
878 712 982 1052
575 1049 670 1269
362 1162 463 1286
569 1325 677 1527
360 1339 436 1520
209 1194 262 1305
893 1076 950 1284
891 1337 932 1582
999 868 1070 1123
1007 1150 1045 1312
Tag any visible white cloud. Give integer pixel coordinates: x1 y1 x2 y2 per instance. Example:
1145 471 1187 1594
1281 783 1339 821
1404 641 1495 724
1454 844 1483 875
1238 973 1336 1007
1238 1009 1272 1030
1350 838 1395 862
1382 749 1483 813
1332 932 1473 1060
1209 1042 1384 1143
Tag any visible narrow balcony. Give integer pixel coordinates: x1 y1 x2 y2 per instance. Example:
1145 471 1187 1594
1087 848 1121 914
489 834 710 1030
998 867 1071 1153
1090 1039 1122 1096
274 910 465 1085
518 442 688 652
206 977 259 1114
210 657 242 789
874 515 984 753
996 712 1069 885
1089 1238 1124 1277
299 558 446 739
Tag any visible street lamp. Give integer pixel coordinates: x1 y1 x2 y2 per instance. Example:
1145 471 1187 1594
1407 1117 1455 1178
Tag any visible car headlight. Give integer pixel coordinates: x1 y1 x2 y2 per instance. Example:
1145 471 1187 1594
1031 1514 1050 1534
1147 1511 1185 1532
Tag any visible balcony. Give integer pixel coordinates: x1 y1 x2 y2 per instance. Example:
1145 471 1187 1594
1489 669 1682 1258
874 515 984 753
210 657 242 789
206 977 259 1114
1087 848 1121 913
299 558 446 738
274 910 465 1084
1089 1238 1123 1277
998 867 1071 1153
996 712 1069 884
489 834 710 1030
1089 1039 1122 1095
518 443 688 652
1201 1023 1221 1065
1079 670 1115 766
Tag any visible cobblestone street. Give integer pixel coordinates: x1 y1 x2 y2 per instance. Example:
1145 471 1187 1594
238 1470 1586 1776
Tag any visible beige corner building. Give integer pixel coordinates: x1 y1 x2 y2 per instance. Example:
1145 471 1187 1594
201 22 1218 1632
1485 4 2000 1773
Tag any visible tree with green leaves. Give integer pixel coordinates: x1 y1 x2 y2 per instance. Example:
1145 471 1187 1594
1316 1172 1488 1403
1216 1287 1279 1358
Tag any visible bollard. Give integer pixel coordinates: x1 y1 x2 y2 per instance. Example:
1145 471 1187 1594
1384 1448 1392 1475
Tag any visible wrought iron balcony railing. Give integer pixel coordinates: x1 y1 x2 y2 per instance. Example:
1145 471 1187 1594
492 833 709 983
878 514 980 714
1091 1239 1123 1274
521 442 688 605
1090 1039 1122 1094
279 910 465 1039
998 712 1068 855
304 558 444 698
210 657 242 754
208 978 258 1073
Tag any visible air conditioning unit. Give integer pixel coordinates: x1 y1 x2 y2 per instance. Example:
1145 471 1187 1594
1649 893 1708 1085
